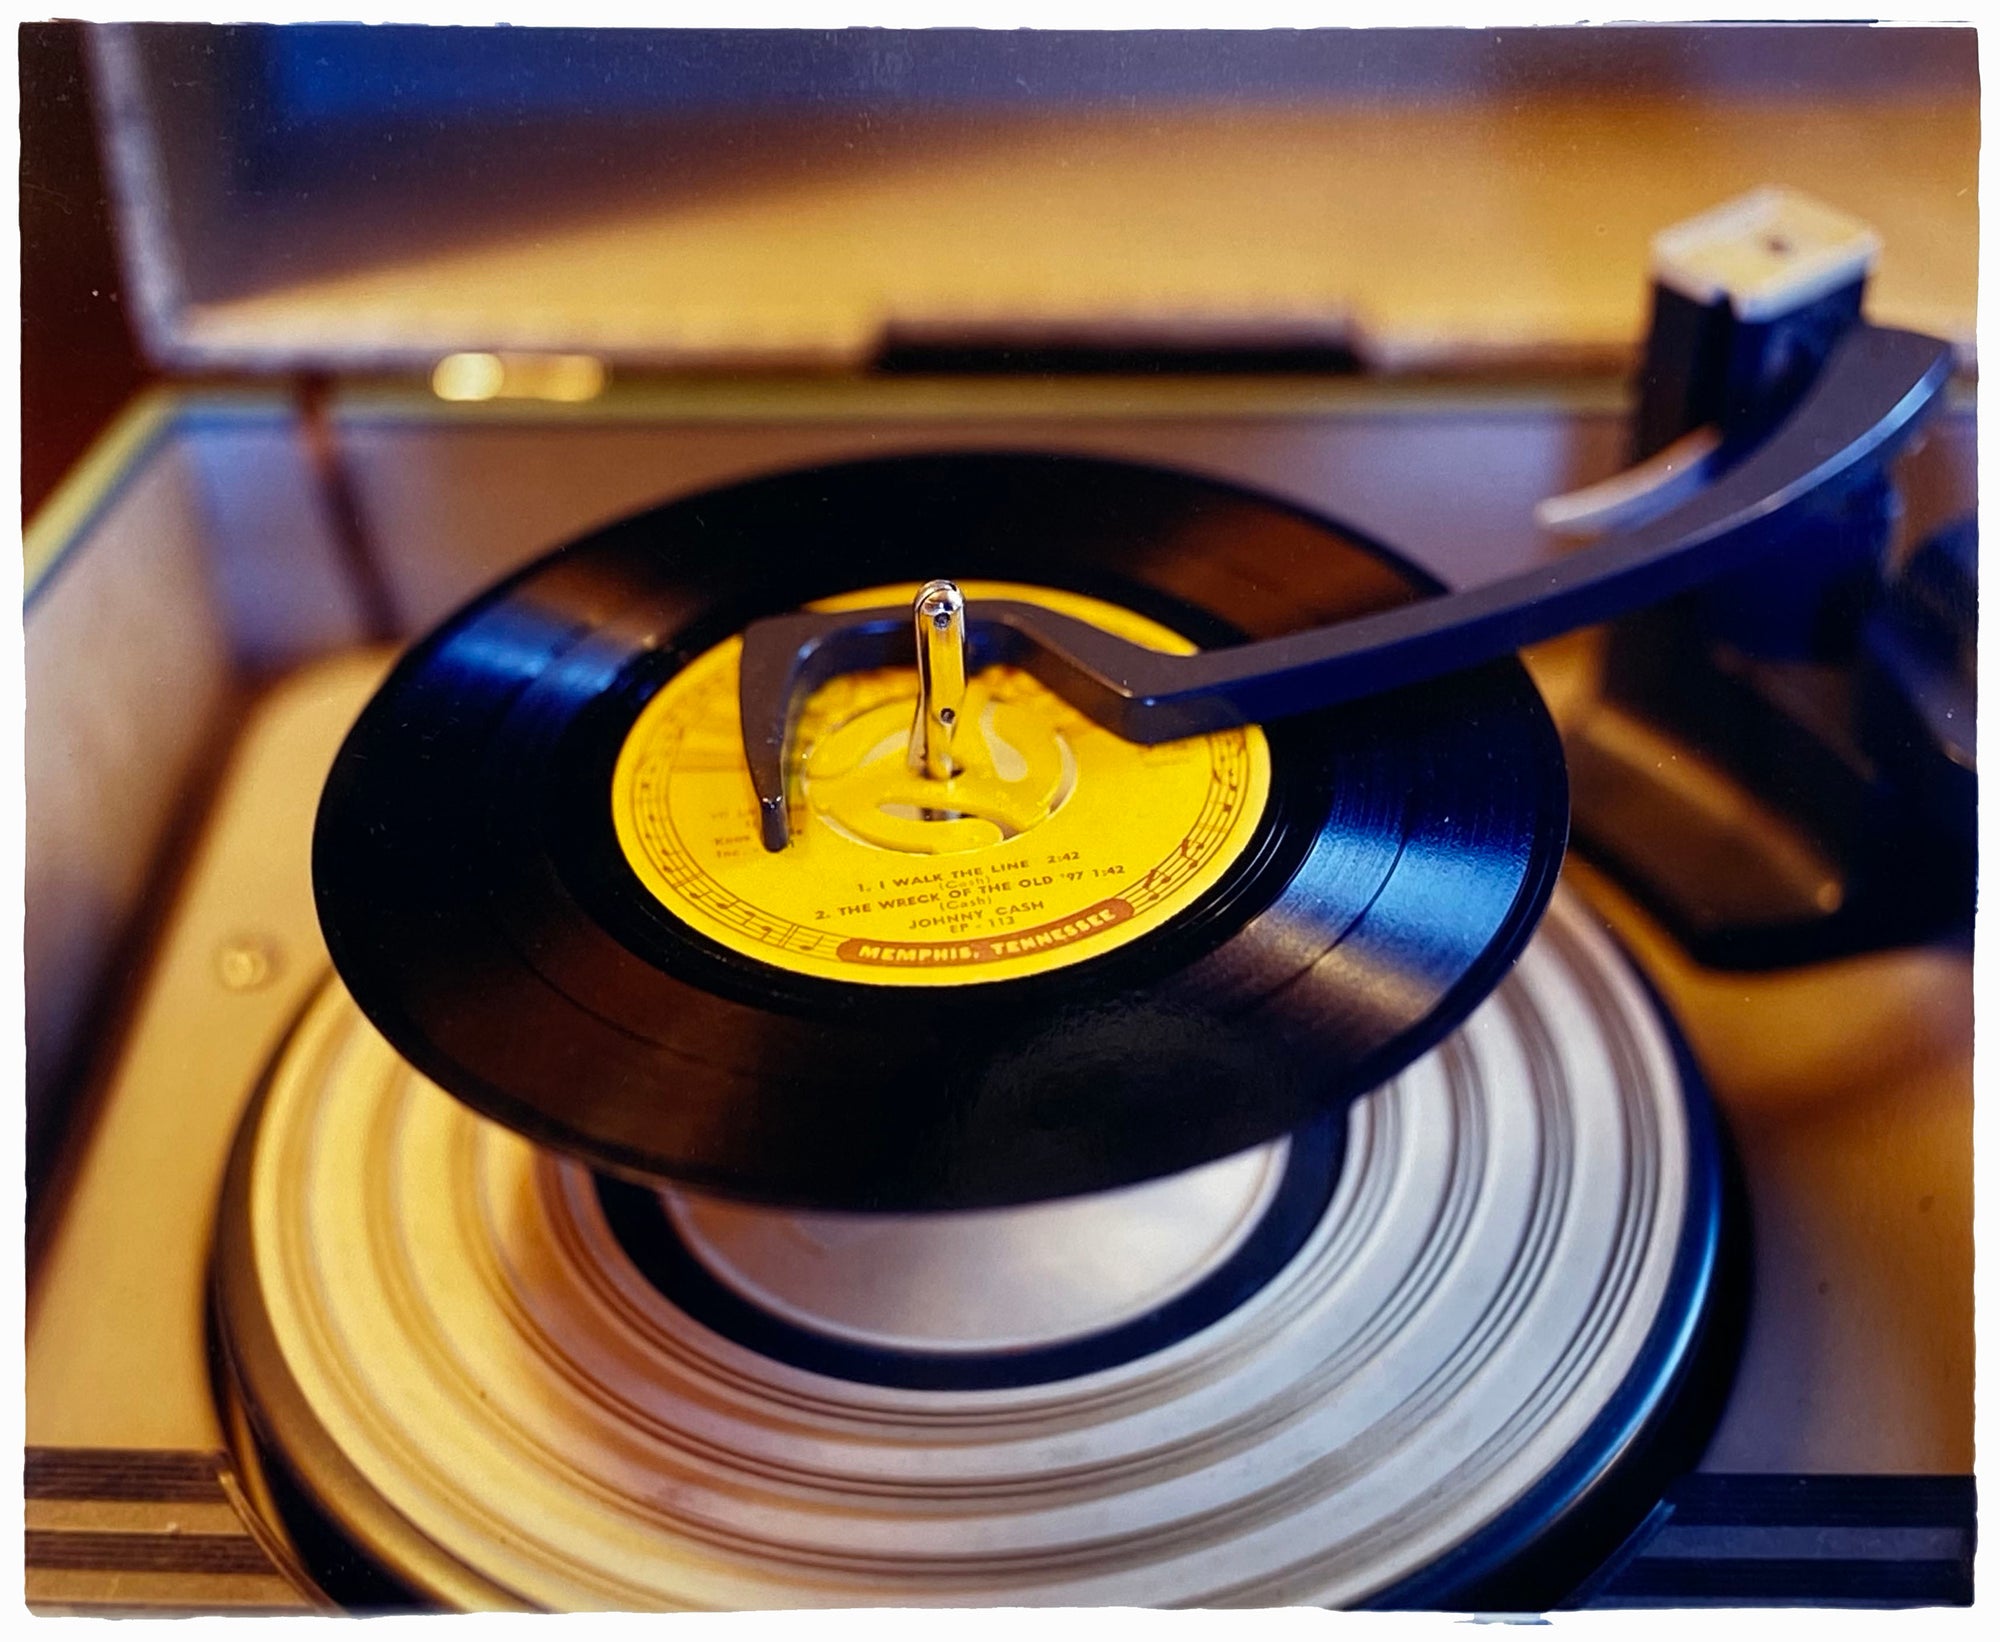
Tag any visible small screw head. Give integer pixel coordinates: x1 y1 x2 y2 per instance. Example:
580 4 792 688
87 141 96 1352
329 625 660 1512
215 934 282 992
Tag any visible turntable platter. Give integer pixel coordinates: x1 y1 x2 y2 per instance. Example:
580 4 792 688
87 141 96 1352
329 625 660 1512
213 887 1725 1609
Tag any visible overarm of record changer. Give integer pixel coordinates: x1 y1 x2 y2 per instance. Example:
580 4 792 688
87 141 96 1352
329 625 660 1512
739 322 1953 851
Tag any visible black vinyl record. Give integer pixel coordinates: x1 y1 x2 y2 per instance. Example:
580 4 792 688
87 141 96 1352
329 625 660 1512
313 451 1569 1210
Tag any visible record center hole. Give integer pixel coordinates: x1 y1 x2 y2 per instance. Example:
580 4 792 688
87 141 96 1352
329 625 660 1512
802 677 1078 855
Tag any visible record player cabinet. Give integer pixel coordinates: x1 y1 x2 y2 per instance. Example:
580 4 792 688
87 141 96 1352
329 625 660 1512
23 23 1978 1611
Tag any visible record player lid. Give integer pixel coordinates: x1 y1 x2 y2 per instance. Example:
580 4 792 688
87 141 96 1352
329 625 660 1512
90 24 1974 378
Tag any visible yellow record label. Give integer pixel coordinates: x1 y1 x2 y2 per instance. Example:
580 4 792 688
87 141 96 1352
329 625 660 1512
611 582 1272 985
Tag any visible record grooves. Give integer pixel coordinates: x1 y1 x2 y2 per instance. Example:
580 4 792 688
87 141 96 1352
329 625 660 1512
313 452 1570 1210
